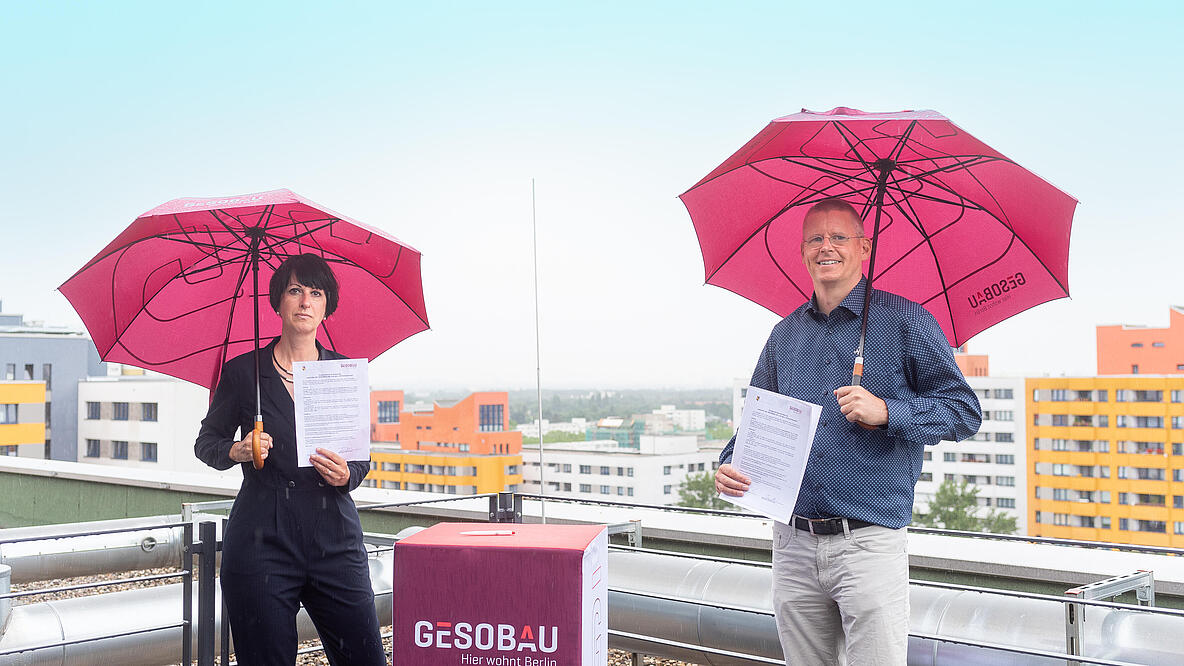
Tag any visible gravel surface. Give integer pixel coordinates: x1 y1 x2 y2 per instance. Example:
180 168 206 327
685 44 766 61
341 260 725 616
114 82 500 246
14 569 698 665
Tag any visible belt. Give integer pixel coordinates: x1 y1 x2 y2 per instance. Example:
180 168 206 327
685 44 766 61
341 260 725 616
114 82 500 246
791 515 874 535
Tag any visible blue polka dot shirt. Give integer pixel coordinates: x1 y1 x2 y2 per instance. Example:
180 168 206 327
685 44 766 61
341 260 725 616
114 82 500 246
720 278 982 529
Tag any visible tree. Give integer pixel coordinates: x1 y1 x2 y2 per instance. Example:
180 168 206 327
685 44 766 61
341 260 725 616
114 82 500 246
913 479 1017 534
706 421 734 441
677 471 731 510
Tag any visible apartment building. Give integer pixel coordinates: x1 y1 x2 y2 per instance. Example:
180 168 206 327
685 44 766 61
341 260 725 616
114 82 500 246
1097 306 1184 375
519 435 717 506
916 376 1027 532
366 390 523 493
0 380 46 458
1028 376 1184 546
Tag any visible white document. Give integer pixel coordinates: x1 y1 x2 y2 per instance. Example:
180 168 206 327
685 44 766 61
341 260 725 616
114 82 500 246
293 358 371 465
721 386 821 523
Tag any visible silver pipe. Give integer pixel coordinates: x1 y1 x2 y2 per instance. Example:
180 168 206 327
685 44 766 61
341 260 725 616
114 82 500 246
0 555 392 666
0 516 189 584
0 565 10 633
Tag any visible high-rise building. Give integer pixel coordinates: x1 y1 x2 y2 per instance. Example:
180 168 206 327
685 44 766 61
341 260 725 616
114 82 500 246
0 379 46 458
366 391 523 493
915 376 1027 532
0 302 105 460
1097 307 1184 375
1028 376 1184 546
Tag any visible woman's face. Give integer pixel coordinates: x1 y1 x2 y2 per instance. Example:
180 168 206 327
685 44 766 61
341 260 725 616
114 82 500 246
277 278 327 336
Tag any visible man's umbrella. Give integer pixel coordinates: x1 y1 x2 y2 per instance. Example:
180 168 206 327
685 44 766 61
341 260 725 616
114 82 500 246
680 107 1076 383
60 189 429 468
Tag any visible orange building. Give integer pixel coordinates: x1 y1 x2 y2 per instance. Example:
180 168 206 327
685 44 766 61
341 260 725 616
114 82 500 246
1027 376 1184 547
953 344 988 377
366 390 523 493
1097 307 1184 375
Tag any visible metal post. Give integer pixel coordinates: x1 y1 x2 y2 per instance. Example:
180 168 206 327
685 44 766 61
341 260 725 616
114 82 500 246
489 492 523 523
631 652 644 666
220 517 230 664
197 521 217 666
1064 594 1083 663
182 521 194 665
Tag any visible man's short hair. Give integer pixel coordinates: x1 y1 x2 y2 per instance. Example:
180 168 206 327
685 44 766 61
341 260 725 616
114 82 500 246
268 253 340 317
803 198 865 236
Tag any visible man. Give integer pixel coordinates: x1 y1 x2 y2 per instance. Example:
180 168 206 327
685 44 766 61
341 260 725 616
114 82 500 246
715 198 980 665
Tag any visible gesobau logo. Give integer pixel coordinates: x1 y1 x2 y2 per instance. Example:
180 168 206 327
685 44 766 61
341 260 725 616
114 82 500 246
414 620 558 652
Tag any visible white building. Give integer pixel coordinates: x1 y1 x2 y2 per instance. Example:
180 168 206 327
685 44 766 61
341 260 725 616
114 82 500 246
651 405 706 432
914 376 1028 533
515 417 588 439
77 375 234 477
520 435 717 506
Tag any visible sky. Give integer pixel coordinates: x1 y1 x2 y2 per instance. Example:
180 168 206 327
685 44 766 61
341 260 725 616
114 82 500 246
2 1 1182 392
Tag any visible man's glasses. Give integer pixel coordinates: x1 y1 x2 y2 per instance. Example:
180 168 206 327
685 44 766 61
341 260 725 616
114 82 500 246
802 234 864 249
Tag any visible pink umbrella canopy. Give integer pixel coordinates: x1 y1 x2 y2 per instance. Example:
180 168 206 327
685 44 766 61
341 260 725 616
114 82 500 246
680 107 1077 347
60 189 429 390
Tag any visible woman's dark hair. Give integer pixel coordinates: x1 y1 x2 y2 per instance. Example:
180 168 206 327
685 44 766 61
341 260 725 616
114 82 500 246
268 254 340 317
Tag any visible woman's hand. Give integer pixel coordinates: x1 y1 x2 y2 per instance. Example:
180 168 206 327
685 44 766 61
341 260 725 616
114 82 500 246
310 448 352 487
230 431 272 463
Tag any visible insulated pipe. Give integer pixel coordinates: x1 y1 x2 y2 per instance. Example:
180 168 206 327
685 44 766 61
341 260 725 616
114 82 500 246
0 556 393 666
0 516 190 584
607 550 1184 666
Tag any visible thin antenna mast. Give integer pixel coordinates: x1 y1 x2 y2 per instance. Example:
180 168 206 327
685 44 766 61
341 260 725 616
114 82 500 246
531 179 547 523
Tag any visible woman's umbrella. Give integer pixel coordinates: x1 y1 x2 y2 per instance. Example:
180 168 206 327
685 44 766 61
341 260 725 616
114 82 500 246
60 189 429 468
680 107 1076 384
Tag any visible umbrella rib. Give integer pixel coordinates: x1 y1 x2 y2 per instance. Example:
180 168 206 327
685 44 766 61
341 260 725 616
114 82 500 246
762 226 809 302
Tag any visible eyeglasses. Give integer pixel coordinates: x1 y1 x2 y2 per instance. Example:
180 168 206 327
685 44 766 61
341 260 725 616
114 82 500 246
802 234 864 249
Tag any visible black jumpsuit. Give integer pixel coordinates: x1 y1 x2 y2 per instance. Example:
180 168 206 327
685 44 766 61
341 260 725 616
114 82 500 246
195 338 384 665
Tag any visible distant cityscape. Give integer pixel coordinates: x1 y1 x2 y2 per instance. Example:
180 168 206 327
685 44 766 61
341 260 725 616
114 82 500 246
7 298 1184 548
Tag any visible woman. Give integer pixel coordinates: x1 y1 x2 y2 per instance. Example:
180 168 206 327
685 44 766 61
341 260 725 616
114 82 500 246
195 253 385 665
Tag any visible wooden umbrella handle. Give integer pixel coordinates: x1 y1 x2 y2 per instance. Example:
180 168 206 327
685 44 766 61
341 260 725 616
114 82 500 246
251 420 265 469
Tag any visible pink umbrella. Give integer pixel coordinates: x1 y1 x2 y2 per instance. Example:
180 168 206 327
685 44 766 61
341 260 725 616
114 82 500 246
680 107 1076 383
60 188 429 466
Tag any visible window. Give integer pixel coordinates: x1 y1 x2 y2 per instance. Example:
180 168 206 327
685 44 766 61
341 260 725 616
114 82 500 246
1131 343 1144 348
997 498 1016 508
1132 364 1139 374
627 467 634 477
579 484 592 493
663 485 672 495
996 454 1015 465
0 403 18 425
579 465 592 474
142 403 158 422
627 488 634 497
3 363 13 380
1053 513 1070 526
1051 414 1068 426
663 465 672 475
85 439 100 458
141 442 158 462
600 466 610 475
923 451 932 461
1135 390 1163 402
44 402 50 425
1173 390 1184 403
962 453 990 463
112 441 128 460
1154 342 1166 348
1053 488 1070 501
993 410 1015 421
1052 464 1071 477
562 464 571 473
478 404 504 432
1050 390 1068 402
617 466 626 476
996 476 1015 486
42 363 51 390
23 364 33 380
943 473 955 481
113 402 129 421
943 452 956 462
1095 390 1108 402
617 486 625 496
1098 415 1108 427
377 400 400 423
600 485 610 494
1051 439 1070 451
919 472 933 482
1116 390 1133 402
995 433 1014 443
86 402 100 420
993 388 1014 399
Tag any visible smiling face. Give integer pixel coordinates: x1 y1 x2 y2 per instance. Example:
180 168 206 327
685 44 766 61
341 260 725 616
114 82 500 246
277 280 327 336
800 207 871 293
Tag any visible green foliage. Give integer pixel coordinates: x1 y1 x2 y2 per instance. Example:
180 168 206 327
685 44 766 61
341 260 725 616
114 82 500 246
912 479 1018 534
706 421 735 441
521 431 587 445
508 388 732 425
677 471 730 510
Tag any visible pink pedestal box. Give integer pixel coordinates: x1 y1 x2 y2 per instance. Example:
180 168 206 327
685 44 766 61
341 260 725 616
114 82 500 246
393 522 608 666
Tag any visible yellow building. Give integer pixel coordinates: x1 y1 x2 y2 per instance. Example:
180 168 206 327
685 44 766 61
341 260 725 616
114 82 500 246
0 381 47 457
1028 376 1184 546
367 445 522 494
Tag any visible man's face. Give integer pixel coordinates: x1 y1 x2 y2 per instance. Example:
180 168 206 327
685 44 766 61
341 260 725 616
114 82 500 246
800 208 871 291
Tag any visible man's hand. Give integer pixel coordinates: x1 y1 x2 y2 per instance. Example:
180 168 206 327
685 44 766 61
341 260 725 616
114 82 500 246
715 463 751 497
834 385 889 427
230 431 271 463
